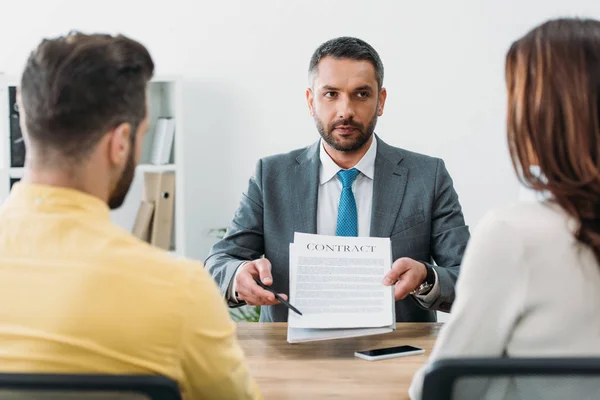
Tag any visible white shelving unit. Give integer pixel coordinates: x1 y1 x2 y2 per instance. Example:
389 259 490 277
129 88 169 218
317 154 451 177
0 74 17 203
0 73 186 257
136 163 177 173
8 167 23 178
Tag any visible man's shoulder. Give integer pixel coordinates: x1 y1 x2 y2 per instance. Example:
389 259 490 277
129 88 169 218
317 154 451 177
259 142 318 167
379 139 441 169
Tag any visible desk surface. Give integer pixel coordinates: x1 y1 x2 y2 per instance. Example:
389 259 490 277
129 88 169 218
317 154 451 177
236 322 441 400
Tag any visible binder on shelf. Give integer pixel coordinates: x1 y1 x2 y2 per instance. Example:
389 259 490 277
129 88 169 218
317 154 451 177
149 117 175 165
132 200 155 242
8 87 25 168
132 171 175 251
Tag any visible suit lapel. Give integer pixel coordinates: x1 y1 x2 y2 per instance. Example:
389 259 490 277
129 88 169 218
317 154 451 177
289 141 320 234
370 137 408 237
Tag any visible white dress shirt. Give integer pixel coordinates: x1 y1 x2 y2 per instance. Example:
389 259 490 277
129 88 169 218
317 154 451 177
230 137 439 305
316 136 377 237
409 201 600 399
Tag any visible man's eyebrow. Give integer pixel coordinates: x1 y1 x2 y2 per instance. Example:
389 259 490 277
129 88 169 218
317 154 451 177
320 85 340 91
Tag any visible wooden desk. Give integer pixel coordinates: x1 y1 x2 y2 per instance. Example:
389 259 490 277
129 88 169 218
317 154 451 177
236 322 441 400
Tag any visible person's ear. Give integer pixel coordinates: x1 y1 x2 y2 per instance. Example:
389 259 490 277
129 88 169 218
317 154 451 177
16 87 28 139
107 122 132 167
306 87 315 116
377 87 387 116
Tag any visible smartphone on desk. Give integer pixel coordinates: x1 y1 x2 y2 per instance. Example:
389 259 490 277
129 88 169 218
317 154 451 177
354 345 424 361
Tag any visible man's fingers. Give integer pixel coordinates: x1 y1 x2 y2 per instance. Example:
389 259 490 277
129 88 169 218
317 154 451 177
237 272 284 305
255 258 273 285
237 275 289 306
392 264 426 301
238 291 275 305
250 285 276 303
239 273 274 301
383 257 412 285
245 290 288 305
238 269 258 289
237 258 288 306
394 278 413 301
238 291 282 306
277 293 288 301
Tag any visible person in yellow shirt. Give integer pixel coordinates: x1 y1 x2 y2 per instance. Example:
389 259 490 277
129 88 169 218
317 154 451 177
0 32 262 400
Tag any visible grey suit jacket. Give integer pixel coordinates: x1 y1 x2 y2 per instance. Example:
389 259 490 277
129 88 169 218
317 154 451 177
205 136 470 322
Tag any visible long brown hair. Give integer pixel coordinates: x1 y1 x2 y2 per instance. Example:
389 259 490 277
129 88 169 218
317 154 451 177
506 18 600 263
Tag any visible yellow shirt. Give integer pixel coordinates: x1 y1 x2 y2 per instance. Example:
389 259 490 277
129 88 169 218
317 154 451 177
0 183 262 400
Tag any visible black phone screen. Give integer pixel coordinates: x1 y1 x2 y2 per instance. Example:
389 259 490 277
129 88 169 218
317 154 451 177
358 345 422 357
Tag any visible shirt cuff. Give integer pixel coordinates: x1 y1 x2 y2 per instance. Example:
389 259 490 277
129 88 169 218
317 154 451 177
227 262 248 303
414 268 440 307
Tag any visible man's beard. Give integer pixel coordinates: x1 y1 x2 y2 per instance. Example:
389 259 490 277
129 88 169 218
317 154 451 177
315 108 378 152
108 138 136 210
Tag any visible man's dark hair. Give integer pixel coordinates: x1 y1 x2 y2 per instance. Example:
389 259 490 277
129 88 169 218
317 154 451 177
308 36 384 89
20 31 155 162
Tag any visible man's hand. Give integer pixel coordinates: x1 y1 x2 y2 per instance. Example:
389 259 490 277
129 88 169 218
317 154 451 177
235 258 288 306
382 257 428 301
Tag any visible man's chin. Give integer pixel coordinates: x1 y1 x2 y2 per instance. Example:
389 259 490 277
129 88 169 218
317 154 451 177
334 144 362 153
327 134 369 152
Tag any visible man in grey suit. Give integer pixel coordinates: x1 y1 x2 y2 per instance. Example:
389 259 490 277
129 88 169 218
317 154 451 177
206 37 470 322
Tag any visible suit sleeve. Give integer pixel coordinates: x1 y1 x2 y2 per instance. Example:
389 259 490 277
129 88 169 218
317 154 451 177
205 159 265 307
422 159 470 312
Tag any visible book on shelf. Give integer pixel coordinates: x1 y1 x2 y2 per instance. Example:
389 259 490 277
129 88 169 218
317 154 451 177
149 117 175 165
132 200 155 242
287 233 395 343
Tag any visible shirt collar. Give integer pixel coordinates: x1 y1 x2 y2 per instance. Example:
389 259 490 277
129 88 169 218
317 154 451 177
5 182 111 219
319 136 377 185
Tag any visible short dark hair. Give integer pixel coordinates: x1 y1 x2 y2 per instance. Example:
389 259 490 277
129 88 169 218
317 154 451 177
308 36 384 89
20 31 155 161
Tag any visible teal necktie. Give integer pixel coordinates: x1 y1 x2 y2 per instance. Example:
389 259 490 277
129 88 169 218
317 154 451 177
336 168 360 236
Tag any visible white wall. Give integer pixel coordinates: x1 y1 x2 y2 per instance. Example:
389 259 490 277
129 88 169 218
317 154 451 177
2 0 600 263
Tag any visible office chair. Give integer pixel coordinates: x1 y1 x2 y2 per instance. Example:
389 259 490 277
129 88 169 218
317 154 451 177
421 357 600 400
0 373 182 399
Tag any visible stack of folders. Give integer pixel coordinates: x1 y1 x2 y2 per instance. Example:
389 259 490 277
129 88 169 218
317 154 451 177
150 117 176 165
287 233 395 343
131 172 175 251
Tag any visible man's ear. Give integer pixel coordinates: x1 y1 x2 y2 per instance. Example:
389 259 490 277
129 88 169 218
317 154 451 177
377 87 387 117
107 122 132 167
15 88 36 155
306 87 315 116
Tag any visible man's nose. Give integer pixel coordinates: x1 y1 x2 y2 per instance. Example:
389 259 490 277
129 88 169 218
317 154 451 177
336 96 355 121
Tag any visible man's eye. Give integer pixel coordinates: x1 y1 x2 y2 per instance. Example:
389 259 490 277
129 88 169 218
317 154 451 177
357 91 370 98
324 92 337 98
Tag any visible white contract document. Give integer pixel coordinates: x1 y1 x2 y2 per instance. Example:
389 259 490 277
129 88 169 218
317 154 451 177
287 232 395 343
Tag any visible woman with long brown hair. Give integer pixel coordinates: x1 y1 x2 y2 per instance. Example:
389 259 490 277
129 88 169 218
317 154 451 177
409 17 600 399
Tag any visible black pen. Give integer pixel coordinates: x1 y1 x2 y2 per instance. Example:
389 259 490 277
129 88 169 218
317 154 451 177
254 278 303 316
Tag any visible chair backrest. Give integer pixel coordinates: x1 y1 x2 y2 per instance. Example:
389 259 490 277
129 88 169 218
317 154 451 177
421 357 600 400
0 373 182 400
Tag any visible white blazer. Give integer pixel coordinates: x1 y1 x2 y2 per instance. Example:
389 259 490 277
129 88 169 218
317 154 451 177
409 200 600 399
